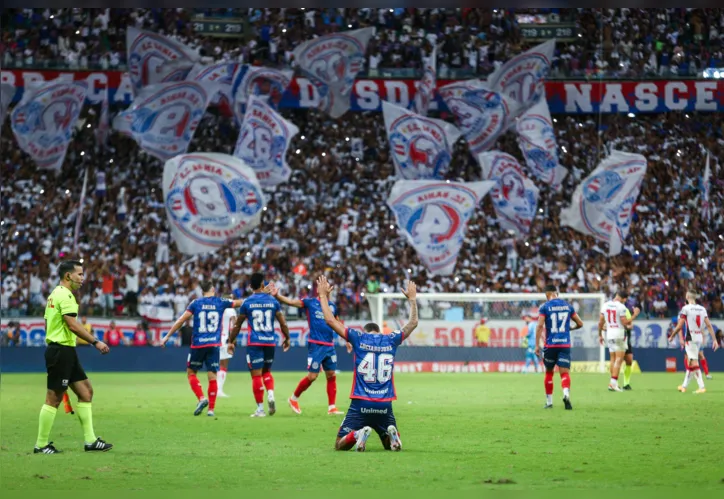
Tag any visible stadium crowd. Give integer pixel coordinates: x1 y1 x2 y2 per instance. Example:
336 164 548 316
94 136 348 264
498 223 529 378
2 8 724 78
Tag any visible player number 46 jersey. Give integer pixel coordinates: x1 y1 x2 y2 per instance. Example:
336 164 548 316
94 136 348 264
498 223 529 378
601 300 629 337
346 328 404 402
680 304 708 341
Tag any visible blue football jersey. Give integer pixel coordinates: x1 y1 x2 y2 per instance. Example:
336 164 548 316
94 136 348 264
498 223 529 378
346 328 404 402
538 298 576 348
187 296 233 348
302 298 337 346
240 293 281 346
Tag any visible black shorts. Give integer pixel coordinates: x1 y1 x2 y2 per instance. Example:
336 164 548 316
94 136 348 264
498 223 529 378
625 331 633 356
45 343 88 391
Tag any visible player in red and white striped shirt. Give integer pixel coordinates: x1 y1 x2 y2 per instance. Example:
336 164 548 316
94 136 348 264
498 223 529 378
669 291 719 393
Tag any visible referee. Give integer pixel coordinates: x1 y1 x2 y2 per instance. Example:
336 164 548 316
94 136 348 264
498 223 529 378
34 260 113 454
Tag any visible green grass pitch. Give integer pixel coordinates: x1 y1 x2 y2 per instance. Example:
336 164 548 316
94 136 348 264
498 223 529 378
1 372 722 492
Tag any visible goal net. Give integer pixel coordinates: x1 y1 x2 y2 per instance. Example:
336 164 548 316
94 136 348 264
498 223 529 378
366 293 606 373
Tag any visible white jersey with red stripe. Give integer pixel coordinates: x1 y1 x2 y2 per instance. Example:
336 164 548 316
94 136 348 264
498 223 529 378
680 304 708 344
220 307 238 360
601 300 629 339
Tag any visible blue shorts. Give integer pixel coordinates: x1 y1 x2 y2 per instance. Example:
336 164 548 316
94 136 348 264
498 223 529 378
187 347 220 373
338 399 398 442
543 347 571 370
307 344 337 373
246 345 275 371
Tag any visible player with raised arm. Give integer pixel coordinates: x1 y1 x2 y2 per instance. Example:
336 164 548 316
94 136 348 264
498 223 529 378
317 275 417 452
535 285 584 410
669 291 719 393
217 294 239 397
160 281 242 416
268 283 352 415
227 273 291 417
598 291 640 392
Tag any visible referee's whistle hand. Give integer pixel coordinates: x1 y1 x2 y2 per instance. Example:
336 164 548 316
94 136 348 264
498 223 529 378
95 341 110 354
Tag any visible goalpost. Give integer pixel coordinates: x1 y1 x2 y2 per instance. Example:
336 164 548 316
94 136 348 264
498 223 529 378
367 292 607 373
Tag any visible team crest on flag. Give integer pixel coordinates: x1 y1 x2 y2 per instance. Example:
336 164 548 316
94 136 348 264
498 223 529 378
126 26 199 95
476 151 539 237
188 62 239 111
439 80 518 154
383 101 461 180
387 180 495 275
560 150 647 256
233 96 299 187
516 99 568 189
230 65 293 123
112 81 212 161
11 80 87 169
411 44 438 116
293 28 374 118
163 153 265 255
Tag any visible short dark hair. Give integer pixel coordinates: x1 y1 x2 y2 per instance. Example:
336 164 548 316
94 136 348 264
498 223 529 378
617 290 629 299
544 284 558 293
250 273 265 290
364 323 380 333
200 281 214 293
58 260 82 281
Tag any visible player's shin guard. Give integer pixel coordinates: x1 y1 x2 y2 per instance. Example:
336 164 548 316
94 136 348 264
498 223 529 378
561 372 571 398
544 371 554 404
693 369 705 389
326 376 337 407
36 404 58 448
217 368 227 393
75 402 97 444
252 375 264 405
293 376 312 399
700 358 709 376
208 380 218 411
262 373 274 392
681 368 691 389
188 374 205 400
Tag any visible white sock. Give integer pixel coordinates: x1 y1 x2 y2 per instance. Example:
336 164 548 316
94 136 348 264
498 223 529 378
694 369 705 389
217 370 226 392
329 404 336 410
563 387 570 398
291 394 298 401
610 377 618 387
267 389 275 401
546 394 553 405
682 371 691 388
257 403 264 410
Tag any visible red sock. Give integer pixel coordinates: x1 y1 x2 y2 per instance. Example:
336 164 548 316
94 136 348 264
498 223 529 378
339 431 357 449
294 376 313 398
208 379 218 410
700 358 709 375
188 374 204 400
252 375 264 404
561 372 571 390
544 371 554 395
327 376 337 406
262 372 274 391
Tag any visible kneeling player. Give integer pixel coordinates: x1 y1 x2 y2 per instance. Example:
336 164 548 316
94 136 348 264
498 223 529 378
317 276 418 451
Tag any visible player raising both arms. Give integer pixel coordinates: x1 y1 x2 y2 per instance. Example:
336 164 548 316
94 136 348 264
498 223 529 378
227 273 291 417
535 285 584 410
217 294 239 397
268 283 352 415
669 291 719 393
598 291 639 392
317 275 417 452
160 281 243 416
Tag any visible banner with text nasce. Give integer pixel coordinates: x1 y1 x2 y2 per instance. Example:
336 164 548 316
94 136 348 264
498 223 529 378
2 69 724 114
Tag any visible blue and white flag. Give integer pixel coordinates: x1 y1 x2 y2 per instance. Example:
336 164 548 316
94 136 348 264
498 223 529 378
477 151 539 237
292 27 374 118
560 150 647 256
387 180 495 275
188 62 240 113
11 80 87 170
126 27 199 95
439 80 519 155
1 83 15 131
230 65 294 123
383 101 461 180
487 39 555 118
411 44 438 116
516 99 568 190
163 153 265 255
112 81 212 161
233 95 299 188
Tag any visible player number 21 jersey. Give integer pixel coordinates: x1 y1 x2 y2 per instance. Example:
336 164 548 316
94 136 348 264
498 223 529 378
346 328 404 402
680 304 708 341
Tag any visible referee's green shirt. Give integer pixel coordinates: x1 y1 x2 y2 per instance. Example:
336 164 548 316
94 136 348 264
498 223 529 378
44 286 79 347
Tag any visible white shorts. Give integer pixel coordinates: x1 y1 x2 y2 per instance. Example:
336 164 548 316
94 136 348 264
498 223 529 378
607 337 626 353
684 341 701 362
220 345 233 361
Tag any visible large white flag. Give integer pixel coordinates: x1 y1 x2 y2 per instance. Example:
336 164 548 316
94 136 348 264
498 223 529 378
293 27 374 118
560 150 647 256
487 39 555 118
1 83 15 131
477 151 539 237
187 62 240 113
383 101 461 180
113 81 213 161
439 80 519 155
387 180 495 275
163 153 265 255
516 99 568 190
702 150 711 222
411 44 438 116
230 65 294 123
11 80 87 170
126 27 199 95
233 96 299 187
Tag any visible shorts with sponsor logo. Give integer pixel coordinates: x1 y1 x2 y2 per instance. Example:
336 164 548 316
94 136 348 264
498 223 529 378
684 340 702 362
246 345 275 371
307 343 337 373
338 399 398 442
45 343 87 391
187 346 220 373
543 347 571 370
607 337 626 353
